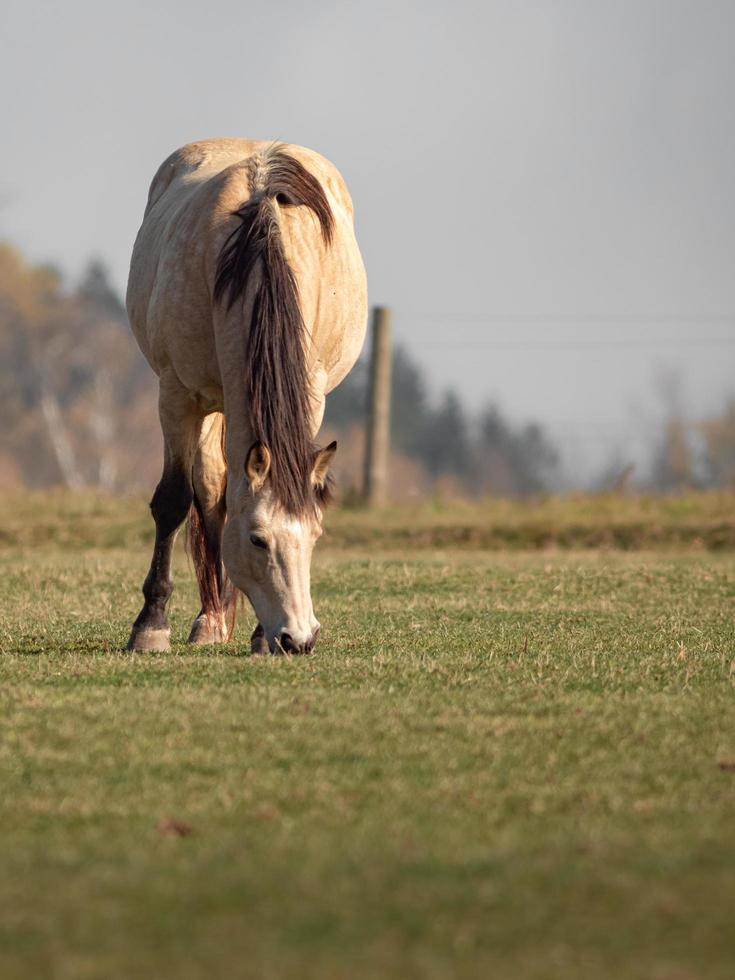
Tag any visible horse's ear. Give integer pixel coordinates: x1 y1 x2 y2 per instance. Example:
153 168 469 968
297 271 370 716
245 441 271 492
311 441 337 497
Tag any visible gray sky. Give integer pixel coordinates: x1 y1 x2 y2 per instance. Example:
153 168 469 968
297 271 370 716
3 0 734 479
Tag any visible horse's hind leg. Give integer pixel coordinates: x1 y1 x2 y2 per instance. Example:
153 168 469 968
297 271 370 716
187 413 234 645
127 376 201 652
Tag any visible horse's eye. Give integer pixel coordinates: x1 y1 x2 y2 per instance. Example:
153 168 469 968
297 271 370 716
249 533 268 550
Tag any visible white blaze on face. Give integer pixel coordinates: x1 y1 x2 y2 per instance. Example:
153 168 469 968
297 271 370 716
282 516 305 536
222 440 336 653
222 482 322 652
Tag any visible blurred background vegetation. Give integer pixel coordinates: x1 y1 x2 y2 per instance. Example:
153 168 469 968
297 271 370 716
1 241 734 499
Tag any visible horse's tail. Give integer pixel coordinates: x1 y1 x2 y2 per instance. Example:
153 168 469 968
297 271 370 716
213 145 334 516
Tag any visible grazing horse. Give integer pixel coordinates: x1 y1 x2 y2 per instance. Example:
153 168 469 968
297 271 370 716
125 139 367 653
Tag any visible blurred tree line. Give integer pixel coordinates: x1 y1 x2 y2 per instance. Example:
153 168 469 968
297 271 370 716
0 244 160 490
324 348 560 496
1 242 733 495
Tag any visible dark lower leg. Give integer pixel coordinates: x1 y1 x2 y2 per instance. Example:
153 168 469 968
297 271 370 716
250 623 269 654
127 465 192 651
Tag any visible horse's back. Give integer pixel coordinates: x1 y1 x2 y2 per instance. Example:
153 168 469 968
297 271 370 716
144 139 262 215
127 139 262 378
126 138 367 401
144 138 355 218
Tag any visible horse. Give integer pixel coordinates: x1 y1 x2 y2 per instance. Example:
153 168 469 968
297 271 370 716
125 139 367 654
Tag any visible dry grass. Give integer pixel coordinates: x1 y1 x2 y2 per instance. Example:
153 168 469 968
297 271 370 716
0 488 733 550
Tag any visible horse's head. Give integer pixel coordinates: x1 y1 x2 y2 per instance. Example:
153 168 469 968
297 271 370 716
223 440 337 654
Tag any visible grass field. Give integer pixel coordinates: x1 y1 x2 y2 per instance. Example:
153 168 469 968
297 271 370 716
1 493 734 979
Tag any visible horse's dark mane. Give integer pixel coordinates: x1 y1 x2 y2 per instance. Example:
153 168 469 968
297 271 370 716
214 146 334 515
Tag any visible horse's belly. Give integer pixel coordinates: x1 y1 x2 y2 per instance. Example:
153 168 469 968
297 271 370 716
128 169 227 392
319 255 368 394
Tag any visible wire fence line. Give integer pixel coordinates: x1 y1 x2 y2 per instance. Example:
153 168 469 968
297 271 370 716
348 306 735 498
397 311 735 324
411 338 735 350
390 310 735 350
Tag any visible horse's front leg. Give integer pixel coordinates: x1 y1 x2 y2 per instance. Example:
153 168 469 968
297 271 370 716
127 378 201 652
250 623 270 654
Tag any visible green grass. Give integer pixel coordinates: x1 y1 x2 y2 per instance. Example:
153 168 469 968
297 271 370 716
1 496 735 978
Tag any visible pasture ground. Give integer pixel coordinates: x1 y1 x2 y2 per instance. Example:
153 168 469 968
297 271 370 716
1 492 734 979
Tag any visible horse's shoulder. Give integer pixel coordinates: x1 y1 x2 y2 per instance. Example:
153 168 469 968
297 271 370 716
143 139 262 214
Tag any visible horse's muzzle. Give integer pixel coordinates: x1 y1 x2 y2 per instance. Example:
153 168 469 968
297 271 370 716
276 626 320 655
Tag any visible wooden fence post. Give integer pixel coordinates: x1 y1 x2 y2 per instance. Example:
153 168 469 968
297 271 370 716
363 306 392 505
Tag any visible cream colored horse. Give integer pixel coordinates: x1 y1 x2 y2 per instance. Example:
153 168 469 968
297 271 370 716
126 139 367 653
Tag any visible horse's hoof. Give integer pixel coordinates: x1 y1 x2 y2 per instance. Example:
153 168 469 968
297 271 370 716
126 626 171 652
187 613 228 645
250 624 270 655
